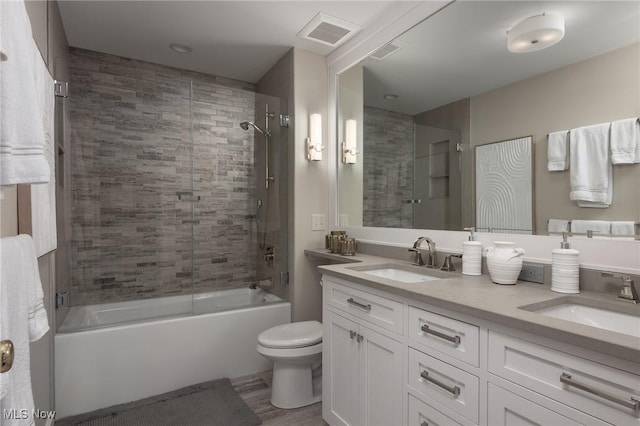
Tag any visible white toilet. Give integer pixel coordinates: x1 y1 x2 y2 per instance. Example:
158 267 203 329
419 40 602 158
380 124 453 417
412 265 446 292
257 320 323 409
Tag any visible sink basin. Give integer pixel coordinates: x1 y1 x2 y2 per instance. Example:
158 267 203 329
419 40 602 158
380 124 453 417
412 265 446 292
348 264 450 283
521 298 640 337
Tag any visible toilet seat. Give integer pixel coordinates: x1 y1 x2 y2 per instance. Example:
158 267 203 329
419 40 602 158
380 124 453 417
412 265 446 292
258 320 322 349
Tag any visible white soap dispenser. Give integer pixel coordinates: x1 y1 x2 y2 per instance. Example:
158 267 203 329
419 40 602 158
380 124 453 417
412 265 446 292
462 227 482 276
551 231 580 293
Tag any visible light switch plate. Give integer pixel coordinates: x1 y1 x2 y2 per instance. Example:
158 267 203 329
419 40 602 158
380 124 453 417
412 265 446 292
311 214 326 231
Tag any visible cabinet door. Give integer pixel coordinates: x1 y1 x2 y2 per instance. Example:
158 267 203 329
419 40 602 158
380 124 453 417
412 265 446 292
359 324 404 426
488 383 609 426
324 310 360 426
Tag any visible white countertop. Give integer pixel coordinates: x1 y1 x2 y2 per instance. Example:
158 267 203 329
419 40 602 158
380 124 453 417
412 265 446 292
306 249 640 364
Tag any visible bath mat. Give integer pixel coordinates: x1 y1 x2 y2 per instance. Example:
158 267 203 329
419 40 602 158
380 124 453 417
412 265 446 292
55 378 262 426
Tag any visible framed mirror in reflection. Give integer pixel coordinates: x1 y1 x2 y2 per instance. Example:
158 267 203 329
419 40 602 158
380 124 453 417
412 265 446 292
336 1 640 237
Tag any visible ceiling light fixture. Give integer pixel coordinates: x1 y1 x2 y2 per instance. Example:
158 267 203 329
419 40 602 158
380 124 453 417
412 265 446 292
384 94 399 100
169 42 193 53
507 13 565 53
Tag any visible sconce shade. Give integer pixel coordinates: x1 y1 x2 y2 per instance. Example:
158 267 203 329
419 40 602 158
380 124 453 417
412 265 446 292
507 13 564 53
307 113 323 161
344 119 357 164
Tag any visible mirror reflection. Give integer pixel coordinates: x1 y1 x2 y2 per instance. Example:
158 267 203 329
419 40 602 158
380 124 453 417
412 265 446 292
337 1 640 236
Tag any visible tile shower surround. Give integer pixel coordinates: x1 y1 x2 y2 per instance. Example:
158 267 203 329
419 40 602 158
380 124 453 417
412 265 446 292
363 106 414 228
69 48 258 306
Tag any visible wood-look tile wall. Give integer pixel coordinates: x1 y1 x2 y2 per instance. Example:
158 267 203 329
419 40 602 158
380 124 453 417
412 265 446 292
69 48 258 306
363 106 414 228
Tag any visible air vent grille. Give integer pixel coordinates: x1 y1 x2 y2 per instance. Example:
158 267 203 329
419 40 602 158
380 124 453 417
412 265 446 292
369 39 408 60
298 13 360 47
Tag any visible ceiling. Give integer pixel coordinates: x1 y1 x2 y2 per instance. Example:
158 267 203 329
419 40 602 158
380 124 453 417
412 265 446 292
361 1 640 115
58 1 409 83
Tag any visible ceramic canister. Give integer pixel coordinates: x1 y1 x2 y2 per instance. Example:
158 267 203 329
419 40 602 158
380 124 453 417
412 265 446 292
486 241 525 285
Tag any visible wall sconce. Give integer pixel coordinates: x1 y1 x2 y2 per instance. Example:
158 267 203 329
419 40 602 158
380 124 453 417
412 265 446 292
306 113 323 161
342 119 358 164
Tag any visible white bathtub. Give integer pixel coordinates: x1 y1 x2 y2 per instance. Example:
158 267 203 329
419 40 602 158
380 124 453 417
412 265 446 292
55 288 290 419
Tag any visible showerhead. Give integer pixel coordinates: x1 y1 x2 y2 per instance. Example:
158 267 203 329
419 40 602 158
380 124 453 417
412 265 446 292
240 121 270 136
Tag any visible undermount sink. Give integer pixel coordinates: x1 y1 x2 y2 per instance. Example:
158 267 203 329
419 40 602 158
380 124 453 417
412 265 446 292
520 298 640 337
348 264 451 284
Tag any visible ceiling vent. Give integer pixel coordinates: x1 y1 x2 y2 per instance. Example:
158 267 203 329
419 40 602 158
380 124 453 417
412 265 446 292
369 39 409 60
298 13 360 47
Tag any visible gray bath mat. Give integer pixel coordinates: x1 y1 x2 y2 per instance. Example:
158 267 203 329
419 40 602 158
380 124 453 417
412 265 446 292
56 378 262 426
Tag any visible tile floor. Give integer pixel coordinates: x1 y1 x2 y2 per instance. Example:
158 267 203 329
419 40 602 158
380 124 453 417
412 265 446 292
231 371 327 426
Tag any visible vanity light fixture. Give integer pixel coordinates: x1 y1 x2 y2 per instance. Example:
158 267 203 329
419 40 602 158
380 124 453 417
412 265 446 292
169 42 193 53
342 119 358 164
306 113 324 161
507 13 565 53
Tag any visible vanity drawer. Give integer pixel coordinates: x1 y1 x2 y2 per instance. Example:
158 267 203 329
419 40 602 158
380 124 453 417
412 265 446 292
408 348 479 423
408 393 467 426
324 278 403 334
488 330 640 425
408 306 479 367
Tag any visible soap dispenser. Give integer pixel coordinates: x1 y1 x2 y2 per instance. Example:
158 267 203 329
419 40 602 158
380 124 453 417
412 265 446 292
462 227 482 276
551 231 580 293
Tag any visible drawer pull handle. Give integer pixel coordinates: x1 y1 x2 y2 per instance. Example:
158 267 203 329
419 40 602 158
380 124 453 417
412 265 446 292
560 373 640 413
347 298 372 311
420 369 460 398
420 324 461 346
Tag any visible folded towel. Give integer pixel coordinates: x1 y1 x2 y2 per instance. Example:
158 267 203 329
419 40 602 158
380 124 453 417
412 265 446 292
569 123 612 207
547 130 569 171
547 219 570 233
610 117 640 164
571 220 611 236
610 221 636 236
0 0 51 185
0 235 49 425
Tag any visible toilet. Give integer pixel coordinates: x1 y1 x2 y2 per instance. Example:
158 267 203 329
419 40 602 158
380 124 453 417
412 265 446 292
257 320 323 409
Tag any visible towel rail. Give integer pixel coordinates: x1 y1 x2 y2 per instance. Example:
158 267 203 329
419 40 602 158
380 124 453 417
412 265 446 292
546 219 639 239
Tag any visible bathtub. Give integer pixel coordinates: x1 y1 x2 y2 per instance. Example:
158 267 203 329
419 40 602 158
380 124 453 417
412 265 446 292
55 288 290 419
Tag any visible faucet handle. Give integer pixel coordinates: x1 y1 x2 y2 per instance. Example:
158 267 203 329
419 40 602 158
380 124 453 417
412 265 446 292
603 273 638 303
440 254 462 272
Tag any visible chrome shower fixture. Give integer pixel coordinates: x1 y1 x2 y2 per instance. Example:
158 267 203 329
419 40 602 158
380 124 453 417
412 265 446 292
240 121 270 137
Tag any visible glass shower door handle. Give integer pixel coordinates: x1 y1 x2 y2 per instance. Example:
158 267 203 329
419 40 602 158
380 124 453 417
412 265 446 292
176 192 201 202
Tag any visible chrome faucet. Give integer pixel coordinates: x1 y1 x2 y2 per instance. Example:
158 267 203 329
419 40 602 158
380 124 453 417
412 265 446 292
603 273 639 304
409 237 437 268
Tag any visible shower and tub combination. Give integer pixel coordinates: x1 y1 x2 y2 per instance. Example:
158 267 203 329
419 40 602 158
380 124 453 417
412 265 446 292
55 49 291 418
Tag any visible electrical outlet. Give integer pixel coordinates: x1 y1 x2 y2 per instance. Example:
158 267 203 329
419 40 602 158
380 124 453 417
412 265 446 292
311 213 326 231
519 264 545 284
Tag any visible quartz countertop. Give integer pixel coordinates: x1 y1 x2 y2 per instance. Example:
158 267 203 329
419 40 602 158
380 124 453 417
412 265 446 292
306 248 640 364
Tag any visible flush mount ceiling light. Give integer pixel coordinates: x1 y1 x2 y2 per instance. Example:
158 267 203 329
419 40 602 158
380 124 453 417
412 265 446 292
507 13 565 53
169 42 192 53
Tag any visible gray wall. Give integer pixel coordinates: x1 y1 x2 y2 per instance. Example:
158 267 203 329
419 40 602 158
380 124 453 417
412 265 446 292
363 106 414 228
69 48 258 306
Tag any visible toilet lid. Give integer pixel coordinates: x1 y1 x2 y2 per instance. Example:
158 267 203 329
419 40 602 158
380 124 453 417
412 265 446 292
258 321 323 349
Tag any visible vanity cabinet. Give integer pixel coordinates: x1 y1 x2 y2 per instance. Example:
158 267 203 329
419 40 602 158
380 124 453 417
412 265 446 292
321 274 640 426
323 279 404 426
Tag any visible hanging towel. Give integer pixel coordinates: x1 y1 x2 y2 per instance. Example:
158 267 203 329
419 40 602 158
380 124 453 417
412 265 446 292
547 219 570 233
569 123 612 208
0 235 49 426
0 0 51 185
611 221 636 236
571 220 611 236
610 118 640 164
547 130 569 171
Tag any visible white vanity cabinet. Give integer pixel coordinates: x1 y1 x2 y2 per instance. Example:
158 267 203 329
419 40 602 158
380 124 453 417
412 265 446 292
323 278 404 426
321 274 640 426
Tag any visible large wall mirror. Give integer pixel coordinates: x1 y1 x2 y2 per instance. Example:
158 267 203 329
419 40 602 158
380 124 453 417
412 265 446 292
336 1 640 237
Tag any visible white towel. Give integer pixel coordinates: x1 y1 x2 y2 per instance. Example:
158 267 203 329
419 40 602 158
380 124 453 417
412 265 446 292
0 0 51 185
611 221 636 236
610 118 640 164
571 220 611 236
547 219 570 233
547 130 569 171
0 235 49 426
569 123 612 208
